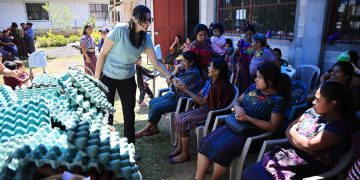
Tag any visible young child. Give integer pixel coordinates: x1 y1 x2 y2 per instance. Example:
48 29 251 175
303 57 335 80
0 29 19 58
135 57 154 106
210 23 226 56
3 60 32 89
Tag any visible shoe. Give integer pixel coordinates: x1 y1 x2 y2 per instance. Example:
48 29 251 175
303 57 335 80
135 131 144 139
143 128 160 137
168 152 181 159
168 156 190 164
134 152 142 161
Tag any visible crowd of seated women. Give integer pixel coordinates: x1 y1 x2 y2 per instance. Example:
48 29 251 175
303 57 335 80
136 22 360 179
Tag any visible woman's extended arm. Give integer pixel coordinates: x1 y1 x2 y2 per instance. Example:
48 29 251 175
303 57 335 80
95 37 114 79
144 48 173 80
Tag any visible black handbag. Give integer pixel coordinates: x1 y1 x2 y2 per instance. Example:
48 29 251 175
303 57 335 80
225 114 252 135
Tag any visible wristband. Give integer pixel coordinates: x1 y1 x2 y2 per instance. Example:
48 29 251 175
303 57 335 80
169 74 175 80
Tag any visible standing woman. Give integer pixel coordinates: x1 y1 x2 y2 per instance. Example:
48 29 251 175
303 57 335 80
24 22 35 54
231 24 255 94
80 25 97 75
189 24 219 70
10 22 27 59
95 5 176 145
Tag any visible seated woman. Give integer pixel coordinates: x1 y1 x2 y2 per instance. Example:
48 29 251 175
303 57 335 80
164 35 183 71
135 51 203 138
309 61 360 114
168 59 235 164
195 62 290 180
243 81 355 180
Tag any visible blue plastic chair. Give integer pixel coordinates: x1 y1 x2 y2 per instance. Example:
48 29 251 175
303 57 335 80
286 80 308 121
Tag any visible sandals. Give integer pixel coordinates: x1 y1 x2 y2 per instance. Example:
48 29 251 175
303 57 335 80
168 156 190 164
135 128 160 139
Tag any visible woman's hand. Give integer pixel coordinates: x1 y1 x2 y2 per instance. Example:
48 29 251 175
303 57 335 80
289 123 299 135
235 114 248 122
176 82 187 92
175 63 184 71
85 56 91 63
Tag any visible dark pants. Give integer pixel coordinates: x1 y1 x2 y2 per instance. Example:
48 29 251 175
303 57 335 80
24 37 35 54
100 75 137 144
138 86 154 104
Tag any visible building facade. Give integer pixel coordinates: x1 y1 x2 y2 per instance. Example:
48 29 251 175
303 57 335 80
199 0 360 71
0 0 110 33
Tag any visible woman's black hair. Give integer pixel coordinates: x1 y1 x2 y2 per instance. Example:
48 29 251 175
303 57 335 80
212 59 229 81
82 24 92 35
26 22 33 27
253 33 268 47
244 22 255 33
226 39 233 49
257 62 291 104
11 22 18 28
3 61 17 70
273 48 282 57
176 35 183 44
210 23 224 35
182 50 202 76
320 81 356 126
129 5 151 48
349 50 359 64
194 24 209 39
332 61 354 84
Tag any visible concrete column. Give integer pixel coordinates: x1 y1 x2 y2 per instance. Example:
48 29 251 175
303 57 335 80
300 0 327 66
199 0 215 26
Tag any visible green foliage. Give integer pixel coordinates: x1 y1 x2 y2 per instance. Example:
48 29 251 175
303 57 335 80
68 34 81 43
92 31 101 44
36 29 79 47
43 3 78 31
36 29 101 47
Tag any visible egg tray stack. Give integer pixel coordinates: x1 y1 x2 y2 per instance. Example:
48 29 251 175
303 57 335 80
58 70 115 114
0 86 19 107
0 126 105 180
46 91 108 130
68 66 109 93
67 121 140 180
15 86 60 100
0 98 51 143
31 73 58 88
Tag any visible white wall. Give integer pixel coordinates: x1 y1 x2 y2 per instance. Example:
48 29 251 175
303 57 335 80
0 0 110 31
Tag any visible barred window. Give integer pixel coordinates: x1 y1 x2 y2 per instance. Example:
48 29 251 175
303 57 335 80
25 3 49 21
217 0 296 40
326 0 360 44
90 4 109 20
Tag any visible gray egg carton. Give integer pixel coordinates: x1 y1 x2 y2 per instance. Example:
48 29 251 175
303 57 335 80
67 121 140 179
31 73 58 87
58 71 115 114
68 66 109 93
0 126 104 179
0 98 51 143
15 86 60 100
0 86 19 107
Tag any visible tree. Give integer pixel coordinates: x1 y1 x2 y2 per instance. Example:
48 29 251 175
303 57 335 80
42 3 79 31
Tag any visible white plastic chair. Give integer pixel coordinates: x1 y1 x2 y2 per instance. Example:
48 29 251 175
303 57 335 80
295 65 320 91
28 50 47 74
256 138 355 180
211 115 273 180
154 44 162 60
194 85 239 149
281 66 296 80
